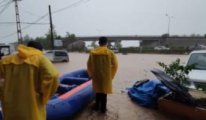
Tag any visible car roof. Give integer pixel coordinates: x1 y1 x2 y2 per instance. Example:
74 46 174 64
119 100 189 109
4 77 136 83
190 50 206 54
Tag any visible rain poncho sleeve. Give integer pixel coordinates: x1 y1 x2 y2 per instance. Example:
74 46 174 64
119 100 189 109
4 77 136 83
39 56 59 104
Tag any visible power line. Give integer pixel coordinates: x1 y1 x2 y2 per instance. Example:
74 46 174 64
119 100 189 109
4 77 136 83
0 0 12 15
0 0 91 40
19 7 41 17
0 21 49 24
0 0 11 8
0 0 8 5
0 31 17 40
21 13 49 30
0 2 9 8
53 0 89 14
21 10 40 17
1 13 49 39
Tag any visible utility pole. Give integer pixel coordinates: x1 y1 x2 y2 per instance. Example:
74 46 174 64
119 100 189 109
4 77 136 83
13 0 23 44
49 5 54 50
165 14 173 36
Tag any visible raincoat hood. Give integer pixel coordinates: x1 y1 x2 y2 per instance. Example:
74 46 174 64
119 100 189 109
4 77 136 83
90 46 109 55
17 44 43 58
1 44 43 67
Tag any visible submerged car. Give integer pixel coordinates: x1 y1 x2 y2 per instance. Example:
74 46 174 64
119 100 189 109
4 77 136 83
45 50 69 62
186 50 206 89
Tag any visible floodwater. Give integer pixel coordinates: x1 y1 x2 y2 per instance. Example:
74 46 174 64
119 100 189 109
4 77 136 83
54 53 188 120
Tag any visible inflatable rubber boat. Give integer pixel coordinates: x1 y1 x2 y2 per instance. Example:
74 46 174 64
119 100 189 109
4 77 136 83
0 69 94 120
47 69 95 120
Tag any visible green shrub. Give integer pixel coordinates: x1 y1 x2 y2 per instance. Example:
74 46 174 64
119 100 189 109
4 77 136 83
158 58 196 85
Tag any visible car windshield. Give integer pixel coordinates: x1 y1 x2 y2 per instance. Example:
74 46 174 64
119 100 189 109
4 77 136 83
187 53 206 70
55 51 67 56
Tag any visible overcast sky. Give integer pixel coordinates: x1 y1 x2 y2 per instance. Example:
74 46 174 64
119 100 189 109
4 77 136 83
0 0 206 44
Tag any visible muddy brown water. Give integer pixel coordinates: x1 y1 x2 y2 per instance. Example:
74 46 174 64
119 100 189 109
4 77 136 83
54 53 188 120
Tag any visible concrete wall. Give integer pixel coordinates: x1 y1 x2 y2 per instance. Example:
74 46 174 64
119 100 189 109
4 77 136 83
141 38 206 48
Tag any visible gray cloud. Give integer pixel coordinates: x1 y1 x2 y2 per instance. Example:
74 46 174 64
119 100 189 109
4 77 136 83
0 0 206 43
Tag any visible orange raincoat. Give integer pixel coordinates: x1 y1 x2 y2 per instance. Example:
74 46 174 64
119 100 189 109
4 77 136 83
87 46 118 94
0 45 59 120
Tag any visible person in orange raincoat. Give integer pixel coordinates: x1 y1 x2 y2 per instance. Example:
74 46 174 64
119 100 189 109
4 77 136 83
87 37 118 113
0 41 59 120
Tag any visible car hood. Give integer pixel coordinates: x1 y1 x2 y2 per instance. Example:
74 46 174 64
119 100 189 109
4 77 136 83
188 70 206 83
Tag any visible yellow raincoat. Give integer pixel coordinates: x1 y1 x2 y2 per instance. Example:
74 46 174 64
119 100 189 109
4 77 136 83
87 46 118 94
0 45 59 120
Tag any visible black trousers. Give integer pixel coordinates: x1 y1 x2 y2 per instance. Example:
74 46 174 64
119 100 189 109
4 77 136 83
95 93 107 110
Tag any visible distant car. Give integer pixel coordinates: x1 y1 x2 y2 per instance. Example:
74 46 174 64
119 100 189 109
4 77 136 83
154 46 170 50
186 50 206 89
44 50 69 62
110 48 119 53
113 49 119 53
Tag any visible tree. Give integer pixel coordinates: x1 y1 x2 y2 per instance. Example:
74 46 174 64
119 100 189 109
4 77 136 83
161 33 169 39
35 36 50 50
190 33 201 37
45 29 58 40
91 41 97 48
56 35 62 39
23 34 33 44
65 32 76 43
44 28 61 49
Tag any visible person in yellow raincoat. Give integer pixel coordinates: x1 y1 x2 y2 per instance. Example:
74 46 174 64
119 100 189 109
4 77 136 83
87 37 118 113
0 41 59 120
